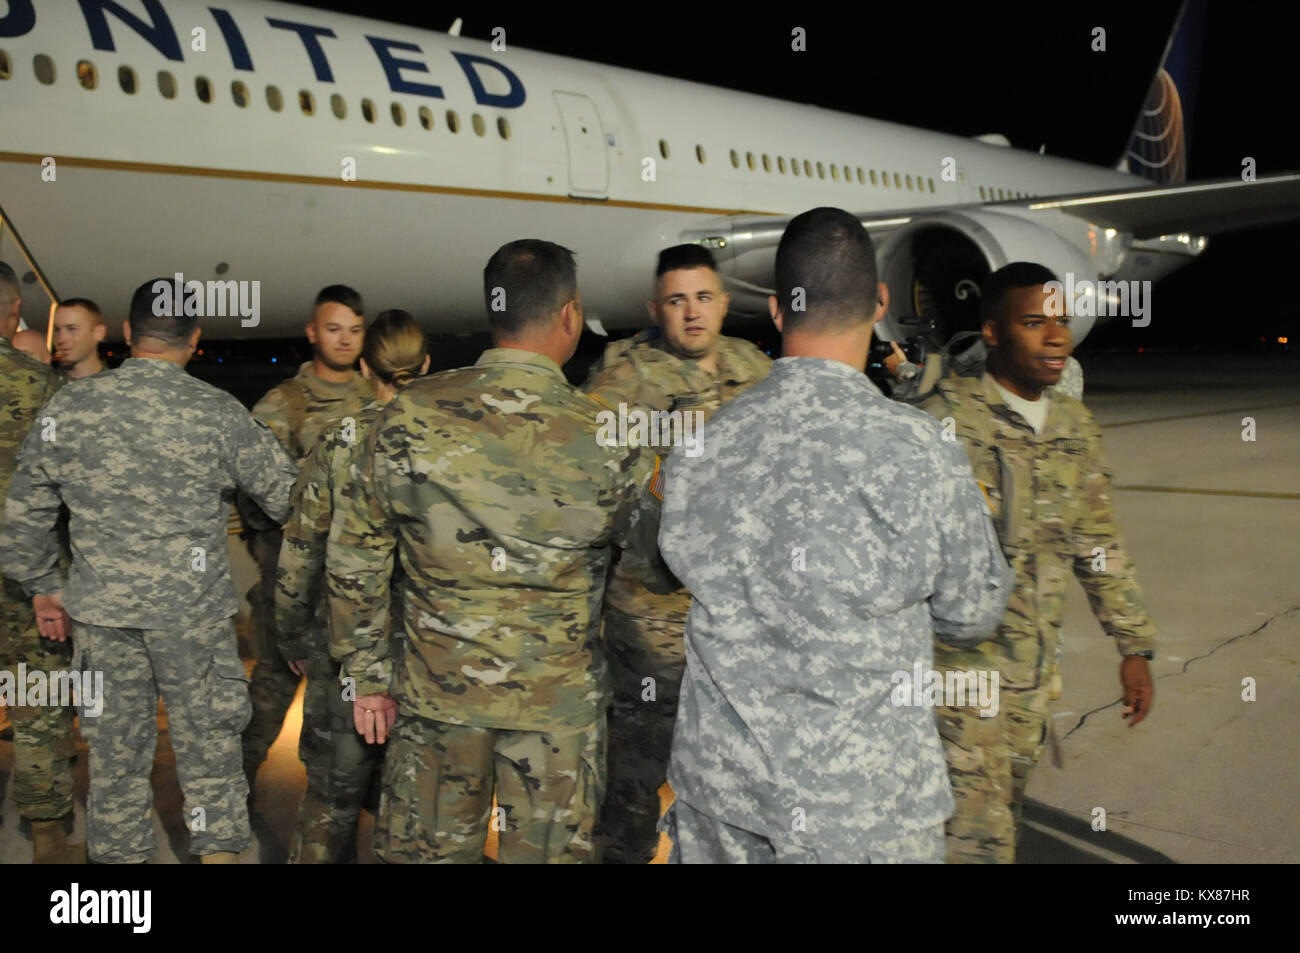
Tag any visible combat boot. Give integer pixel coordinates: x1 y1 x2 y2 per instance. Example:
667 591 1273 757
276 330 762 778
31 820 67 864
200 851 240 864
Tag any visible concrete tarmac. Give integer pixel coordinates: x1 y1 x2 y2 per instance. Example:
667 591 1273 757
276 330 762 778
1 350 1295 864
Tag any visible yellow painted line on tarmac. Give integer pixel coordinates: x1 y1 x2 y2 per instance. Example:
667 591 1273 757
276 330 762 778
1113 485 1300 500
1101 401 1300 429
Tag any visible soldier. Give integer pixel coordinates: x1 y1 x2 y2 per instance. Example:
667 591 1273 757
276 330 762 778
0 262 77 863
327 240 672 863
584 244 771 864
276 310 429 863
658 208 1011 863
52 298 108 380
0 277 298 864
917 262 1156 863
240 285 373 791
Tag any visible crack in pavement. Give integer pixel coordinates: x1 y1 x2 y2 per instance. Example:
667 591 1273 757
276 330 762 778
1063 604 1300 740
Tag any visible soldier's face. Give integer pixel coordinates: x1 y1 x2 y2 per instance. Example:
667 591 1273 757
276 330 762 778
53 306 105 366
307 302 364 371
649 267 728 362
984 286 1072 394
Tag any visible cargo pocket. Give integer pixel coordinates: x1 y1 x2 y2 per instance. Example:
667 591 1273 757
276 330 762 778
197 652 253 735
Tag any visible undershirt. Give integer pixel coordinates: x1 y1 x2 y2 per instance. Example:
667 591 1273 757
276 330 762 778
992 377 1048 434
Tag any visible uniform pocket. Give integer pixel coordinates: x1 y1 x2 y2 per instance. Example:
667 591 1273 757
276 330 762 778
198 652 253 735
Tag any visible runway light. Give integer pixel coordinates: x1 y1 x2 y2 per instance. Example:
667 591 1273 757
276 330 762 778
1138 347 1144 353
271 356 277 363
1279 337 1289 344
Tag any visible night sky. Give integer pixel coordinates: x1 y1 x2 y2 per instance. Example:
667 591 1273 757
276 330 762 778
296 2 1299 350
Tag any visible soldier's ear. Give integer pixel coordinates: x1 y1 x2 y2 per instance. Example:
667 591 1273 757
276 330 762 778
981 317 998 349
768 295 784 333
646 299 660 326
93 322 107 343
189 327 202 349
122 321 133 347
420 354 431 374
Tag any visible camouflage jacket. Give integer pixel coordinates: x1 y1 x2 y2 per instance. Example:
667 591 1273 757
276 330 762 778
660 357 1011 847
275 399 384 664
0 357 298 628
238 362 374 538
919 373 1156 688
1 334 61 515
326 348 673 732
583 329 771 621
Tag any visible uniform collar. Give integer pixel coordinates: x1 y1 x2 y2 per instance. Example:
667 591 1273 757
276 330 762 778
120 356 187 374
771 356 882 394
474 347 565 379
979 372 1069 438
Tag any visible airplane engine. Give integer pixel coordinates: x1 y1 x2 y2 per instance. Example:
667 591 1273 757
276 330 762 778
876 209 1101 347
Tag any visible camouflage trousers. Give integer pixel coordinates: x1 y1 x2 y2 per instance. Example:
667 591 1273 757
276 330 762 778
596 608 684 864
0 577 76 822
73 617 252 863
661 799 946 864
373 713 604 864
240 539 301 786
290 646 384 864
936 683 1051 863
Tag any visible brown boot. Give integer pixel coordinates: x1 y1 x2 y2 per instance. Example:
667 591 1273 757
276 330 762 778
31 820 67 864
199 851 240 864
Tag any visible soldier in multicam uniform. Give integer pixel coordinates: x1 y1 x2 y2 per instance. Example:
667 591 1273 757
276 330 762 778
276 310 429 863
584 244 771 864
327 240 673 863
0 262 78 864
240 285 374 791
0 278 297 864
658 208 1011 863
917 262 1156 863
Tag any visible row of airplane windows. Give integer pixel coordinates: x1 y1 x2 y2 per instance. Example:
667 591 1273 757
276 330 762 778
1 50 514 138
1 49 1036 201
654 138 1037 201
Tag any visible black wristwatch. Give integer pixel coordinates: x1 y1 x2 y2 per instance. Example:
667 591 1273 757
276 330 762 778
1127 651 1154 660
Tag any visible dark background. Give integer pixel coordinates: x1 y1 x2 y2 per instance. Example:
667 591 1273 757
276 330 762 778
171 1 1299 393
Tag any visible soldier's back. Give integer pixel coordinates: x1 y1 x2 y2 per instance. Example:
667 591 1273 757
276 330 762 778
0 338 59 506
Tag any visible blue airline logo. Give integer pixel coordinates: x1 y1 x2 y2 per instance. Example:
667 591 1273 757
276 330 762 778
0 0 526 108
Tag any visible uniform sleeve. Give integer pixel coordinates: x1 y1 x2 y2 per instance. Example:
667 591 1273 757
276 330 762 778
0 423 65 597
251 385 294 454
232 412 298 524
326 423 398 696
274 432 335 662
928 435 1012 647
585 351 672 413
1070 411 1156 655
609 445 678 595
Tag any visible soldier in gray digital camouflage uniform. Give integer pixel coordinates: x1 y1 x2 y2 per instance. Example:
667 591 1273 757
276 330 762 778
0 278 298 864
658 208 1011 863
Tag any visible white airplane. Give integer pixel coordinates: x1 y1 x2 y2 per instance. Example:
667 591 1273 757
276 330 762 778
1 0 1297 345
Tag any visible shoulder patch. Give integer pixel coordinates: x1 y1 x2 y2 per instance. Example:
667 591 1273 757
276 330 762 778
648 455 665 501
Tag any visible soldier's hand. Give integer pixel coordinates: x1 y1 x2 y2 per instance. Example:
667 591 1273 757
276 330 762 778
354 692 397 744
34 592 70 643
1120 656 1154 727
288 658 309 677
884 342 906 376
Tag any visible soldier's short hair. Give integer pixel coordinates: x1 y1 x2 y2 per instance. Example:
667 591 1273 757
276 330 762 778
656 244 717 277
774 207 878 332
58 297 104 324
979 262 1060 327
0 261 20 317
129 277 198 348
483 239 578 337
314 284 365 318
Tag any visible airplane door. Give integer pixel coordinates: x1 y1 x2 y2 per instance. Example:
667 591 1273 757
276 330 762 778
554 91 609 199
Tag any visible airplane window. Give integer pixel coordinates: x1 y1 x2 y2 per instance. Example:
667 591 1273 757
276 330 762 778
816 161 824 179
762 154 771 172
196 76 213 103
729 149 739 169
76 60 96 90
0 50 10 81
34 54 56 85
446 110 460 133
777 156 786 174
791 158 800 176
997 187 1004 199
419 106 433 130
231 80 249 108
929 177 935 192
870 169 877 185
299 90 315 115
830 164 839 181
979 185 986 199
804 160 812 177
857 168 865 184
472 112 486 136
266 85 283 112
497 116 510 139
119 65 137 94
843 164 851 181
331 93 346 119
361 98 375 123
882 170 890 187
391 102 405 126
158 71 176 99
746 151 755 171
905 174 913 190
659 139 669 159
696 144 706 164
